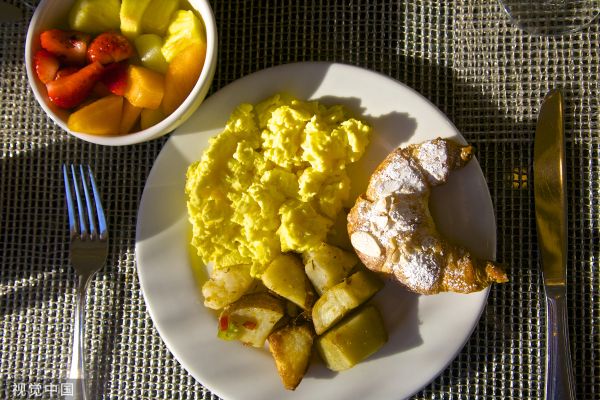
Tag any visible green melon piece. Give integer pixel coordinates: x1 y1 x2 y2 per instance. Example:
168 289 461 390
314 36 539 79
134 34 168 74
68 0 120 34
161 10 207 63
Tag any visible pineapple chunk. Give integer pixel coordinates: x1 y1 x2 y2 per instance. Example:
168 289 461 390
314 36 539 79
161 10 207 62
67 95 123 135
268 324 315 390
261 254 316 311
68 0 120 34
303 242 358 295
123 65 165 109
120 0 152 40
218 292 285 347
141 0 179 35
316 305 387 371
134 34 169 74
312 269 383 334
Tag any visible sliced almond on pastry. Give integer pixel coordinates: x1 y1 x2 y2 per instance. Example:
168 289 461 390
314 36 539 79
350 231 381 258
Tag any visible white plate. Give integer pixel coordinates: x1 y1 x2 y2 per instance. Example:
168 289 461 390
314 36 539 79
135 62 496 400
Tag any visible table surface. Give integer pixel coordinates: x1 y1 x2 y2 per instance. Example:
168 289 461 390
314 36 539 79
1 1 599 399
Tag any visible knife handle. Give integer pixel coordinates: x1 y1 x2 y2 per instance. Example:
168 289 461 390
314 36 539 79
545 289 575 400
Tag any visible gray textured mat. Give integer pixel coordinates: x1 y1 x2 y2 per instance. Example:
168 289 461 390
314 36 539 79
1 0 598 399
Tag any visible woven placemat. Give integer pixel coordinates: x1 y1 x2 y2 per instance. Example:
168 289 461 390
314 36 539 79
1 0 598 399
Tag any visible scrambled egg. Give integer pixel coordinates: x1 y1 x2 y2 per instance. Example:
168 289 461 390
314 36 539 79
185 94 371 276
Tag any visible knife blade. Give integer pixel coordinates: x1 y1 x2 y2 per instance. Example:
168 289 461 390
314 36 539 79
533 89 575 400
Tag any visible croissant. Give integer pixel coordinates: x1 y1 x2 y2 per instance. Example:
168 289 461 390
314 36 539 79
347 138 508 294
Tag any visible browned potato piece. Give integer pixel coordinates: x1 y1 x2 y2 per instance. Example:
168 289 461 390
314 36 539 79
202 264 255 310
316 305 387 371
218 292 285 347
261 254 316 311
268 323 315 390
312 269 383 334
302 242 358 295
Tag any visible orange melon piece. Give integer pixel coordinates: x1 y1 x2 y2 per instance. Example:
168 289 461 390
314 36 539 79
140 107 165 130
123 65 165 109
161 43 205 115
68 95 123 135
119 99 143 134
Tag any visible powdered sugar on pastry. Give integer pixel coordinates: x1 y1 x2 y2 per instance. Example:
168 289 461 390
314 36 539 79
347 138 508 294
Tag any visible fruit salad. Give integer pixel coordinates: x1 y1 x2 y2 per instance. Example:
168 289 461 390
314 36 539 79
32 0 207 136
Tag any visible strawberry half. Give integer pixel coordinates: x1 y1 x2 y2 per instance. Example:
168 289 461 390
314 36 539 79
46 61 104 109
40 29 90 66
101 61 129 96
33 49 59 84
55 67 79 80
87 32 134 65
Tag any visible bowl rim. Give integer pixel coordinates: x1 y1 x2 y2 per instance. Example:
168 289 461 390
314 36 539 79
25 0 218 146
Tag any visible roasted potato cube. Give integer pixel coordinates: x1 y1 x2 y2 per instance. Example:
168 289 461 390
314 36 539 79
261 254 316 311
202 264 255 310
268 323 315 390
303 242 358 295
312 269 383 334
316 305 387 371
218 292 285 347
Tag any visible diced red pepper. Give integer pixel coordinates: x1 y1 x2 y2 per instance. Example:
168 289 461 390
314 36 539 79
219 315 229 331
242 321 257 330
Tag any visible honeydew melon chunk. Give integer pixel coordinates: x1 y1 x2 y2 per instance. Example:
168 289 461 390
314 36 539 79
134 34 169 74
141 0 179 36
68 0 120 34
161 10 207 63
120 0 152 40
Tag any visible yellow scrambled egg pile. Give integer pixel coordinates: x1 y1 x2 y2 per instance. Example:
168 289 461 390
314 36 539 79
185 94 371 276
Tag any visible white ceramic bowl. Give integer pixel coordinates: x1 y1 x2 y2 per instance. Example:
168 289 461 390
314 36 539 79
25 0 217 146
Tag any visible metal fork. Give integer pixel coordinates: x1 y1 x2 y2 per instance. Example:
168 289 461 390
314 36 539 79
63 165 109 400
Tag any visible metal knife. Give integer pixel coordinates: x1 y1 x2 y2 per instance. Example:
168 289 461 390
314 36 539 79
533 89 575 400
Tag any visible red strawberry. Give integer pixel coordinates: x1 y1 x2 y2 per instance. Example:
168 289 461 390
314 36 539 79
101 61 129 95
33 49 59 84
87 32 134 65
55 67 79 80
92 82 112 98
40 29 90 65
46 61 104 109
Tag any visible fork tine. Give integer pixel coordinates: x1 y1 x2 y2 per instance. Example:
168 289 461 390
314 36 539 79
87 166 108 240
62 164 77 237
70 164 88 238
79 165 99 239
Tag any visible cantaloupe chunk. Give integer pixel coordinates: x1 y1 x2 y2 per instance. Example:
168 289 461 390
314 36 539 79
161 44 205 115
123 65 164 110
68 95 123 135
119 99 142 134
140 107 165 130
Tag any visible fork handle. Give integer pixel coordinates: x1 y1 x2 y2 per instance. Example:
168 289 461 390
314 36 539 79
67 275 92 400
